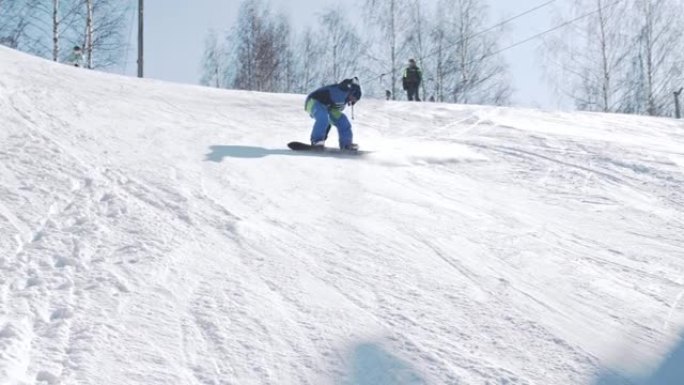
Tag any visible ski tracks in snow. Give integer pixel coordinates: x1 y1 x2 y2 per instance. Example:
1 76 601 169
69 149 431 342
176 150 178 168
3 47 684 385
0 121 136 384
442 119 684 367
1 92 228 383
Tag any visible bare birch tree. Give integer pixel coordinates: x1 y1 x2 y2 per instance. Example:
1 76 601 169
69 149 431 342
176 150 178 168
84 0 93 68
317 7 363 83
626 0 683 116
429 9 456 103
65 0 129 69
231 0 293 92
362 0 412 99
0 0 44 53
545 0 630 112
48 0 81 61
271 13 296 93
200 29 225 88
431 0 511 105
544 0 683 116
293 27 324 93
0 1 26 48
0 0 129 69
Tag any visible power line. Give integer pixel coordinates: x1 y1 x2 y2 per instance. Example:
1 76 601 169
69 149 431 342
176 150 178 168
486 0 625 60
454 0 557 50
374 0 557 80
373 0 627 89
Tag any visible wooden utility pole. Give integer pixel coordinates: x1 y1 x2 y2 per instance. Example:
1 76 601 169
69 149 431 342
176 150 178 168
675 88 683 119
137 0 143 78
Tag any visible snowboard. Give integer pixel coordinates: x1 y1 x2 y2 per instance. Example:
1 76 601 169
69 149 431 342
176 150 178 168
287 141 370 155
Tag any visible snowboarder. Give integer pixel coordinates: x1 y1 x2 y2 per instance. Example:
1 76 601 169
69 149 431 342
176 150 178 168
402 58 422 101
304 77 362 151
68 46 83 67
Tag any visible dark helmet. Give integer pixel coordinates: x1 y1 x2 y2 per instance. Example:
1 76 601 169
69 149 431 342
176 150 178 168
350 83 362 101
340 77 362 104
348 76 362 101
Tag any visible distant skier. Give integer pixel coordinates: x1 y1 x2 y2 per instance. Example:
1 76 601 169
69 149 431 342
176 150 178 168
68 46 83 67
402 58 422 101
304 77 362 151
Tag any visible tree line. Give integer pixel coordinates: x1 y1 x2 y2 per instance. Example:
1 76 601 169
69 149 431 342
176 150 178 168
0 0 130 69
544 0 683 117
200 0 512 106
203 0 683 116
2 0 681 117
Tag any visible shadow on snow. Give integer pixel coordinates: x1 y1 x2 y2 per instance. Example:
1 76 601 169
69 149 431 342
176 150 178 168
205 145 364 162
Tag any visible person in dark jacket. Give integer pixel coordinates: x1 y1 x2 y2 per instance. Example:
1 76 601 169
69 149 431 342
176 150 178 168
304 77 362 151
402 58 422 101
68 46 83 67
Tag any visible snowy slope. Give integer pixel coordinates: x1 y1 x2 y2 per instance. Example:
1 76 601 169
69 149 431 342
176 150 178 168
1 45 684 385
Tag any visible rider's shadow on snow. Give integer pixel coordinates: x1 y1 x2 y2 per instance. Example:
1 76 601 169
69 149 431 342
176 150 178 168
205 145 362 162
345 343 425 385
205 145 291 161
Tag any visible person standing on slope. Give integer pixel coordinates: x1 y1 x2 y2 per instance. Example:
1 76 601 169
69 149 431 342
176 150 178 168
305 77 362 151
402 58 422 101
68 46 84 67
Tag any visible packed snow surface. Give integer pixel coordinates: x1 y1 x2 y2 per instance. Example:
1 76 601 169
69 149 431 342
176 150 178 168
1 46 683 385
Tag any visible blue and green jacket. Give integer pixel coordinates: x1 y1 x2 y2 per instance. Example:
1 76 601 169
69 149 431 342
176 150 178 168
305 79 359 114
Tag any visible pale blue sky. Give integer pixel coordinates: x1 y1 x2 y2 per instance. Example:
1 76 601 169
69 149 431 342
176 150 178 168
122 0 565 109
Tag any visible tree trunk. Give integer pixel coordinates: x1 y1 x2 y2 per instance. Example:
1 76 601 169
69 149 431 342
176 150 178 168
390 0 397 100
138 0 143 77
641 1 656 116
85 0 93 69
597 0 610 112
52 0 59 61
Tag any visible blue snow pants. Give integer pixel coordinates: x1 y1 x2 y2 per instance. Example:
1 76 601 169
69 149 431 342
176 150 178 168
305 98 353 148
